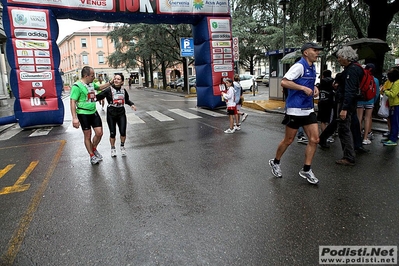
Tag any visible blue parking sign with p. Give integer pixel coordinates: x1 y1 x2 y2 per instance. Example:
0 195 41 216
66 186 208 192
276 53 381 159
180 38 194 57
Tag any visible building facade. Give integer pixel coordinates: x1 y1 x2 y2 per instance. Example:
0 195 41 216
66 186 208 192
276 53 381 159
58 26 133 86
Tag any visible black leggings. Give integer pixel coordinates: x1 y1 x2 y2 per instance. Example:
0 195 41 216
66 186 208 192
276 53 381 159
107 114 127 138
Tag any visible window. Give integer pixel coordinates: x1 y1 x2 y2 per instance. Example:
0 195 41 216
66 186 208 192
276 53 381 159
97 38 103 48
81 38 87 48
98 54 104 64
82 55 88 65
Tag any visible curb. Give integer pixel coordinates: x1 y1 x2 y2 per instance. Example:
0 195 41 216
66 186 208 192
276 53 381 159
242 99 285 114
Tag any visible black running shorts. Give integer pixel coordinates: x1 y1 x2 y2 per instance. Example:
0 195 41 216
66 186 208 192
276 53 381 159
281 112 317 129
77 112 102 130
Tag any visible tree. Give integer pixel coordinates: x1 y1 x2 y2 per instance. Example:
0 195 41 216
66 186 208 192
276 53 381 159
107 24 192 88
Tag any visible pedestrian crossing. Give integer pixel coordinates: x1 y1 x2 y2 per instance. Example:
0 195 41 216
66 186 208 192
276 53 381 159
0 108 226 140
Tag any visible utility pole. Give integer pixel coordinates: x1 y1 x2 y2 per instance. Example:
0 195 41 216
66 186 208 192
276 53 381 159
320 0 326 73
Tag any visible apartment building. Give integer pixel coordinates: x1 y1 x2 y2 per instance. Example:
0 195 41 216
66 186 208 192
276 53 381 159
58 26 132 86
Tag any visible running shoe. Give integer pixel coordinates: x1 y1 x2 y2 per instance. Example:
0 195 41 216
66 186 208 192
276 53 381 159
234 125 241 131
224 128 235 134
93 149 103 161
383 140 398 146
327 136 335 143
362 139 371 145
90 156 100 165
297 136 308 144
241 113 248 123
383 131 390 137
121 146 127 156
367 132 374 140
335 159 355 166
111 148 117 157
299 169 319 184
268 159 282 178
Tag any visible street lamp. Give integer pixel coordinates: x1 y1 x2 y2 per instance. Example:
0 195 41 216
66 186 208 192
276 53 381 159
279 0 290 58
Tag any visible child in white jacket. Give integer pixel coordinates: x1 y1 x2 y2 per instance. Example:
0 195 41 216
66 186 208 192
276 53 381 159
222 78 237 133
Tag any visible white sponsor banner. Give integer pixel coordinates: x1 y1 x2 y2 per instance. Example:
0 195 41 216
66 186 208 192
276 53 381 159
11 9 47 29
18 58 35 64
20 71 52 80
36 65 52 71
15 40 49 49
213 54 223 59
211 32 231 40
211 41 231 48
213 64 233 72
14 29 49 39
159 0 229 14
209 18 230 32
19 65 35 72
35 58 51 64
32 81 43 87
9 0 113 11
17 50 34 56
34 50 50 57
213 60 223 64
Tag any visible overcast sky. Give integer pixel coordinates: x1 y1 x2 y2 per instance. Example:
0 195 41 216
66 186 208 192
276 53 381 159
56 19 106 43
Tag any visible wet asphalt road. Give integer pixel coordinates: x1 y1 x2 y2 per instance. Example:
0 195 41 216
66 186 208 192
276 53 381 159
0 87 398 265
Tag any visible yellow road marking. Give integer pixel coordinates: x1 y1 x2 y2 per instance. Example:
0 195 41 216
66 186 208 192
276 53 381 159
0 140 66 266
0 161 38 195
0 164 15 179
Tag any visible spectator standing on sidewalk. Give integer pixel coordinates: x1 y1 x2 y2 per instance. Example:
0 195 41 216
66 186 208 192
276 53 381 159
335 46 363 166
356 63 380 145
317 69 335 133
97 76 106 111
268 42 322 185
96 73 137 157
70 66 113 165
222 78 237 134
232 74 243 131
382 68 399 146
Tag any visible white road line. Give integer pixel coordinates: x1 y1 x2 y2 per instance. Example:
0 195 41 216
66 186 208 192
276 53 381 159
0 126 22 140
189 107 225 117
147 111 174 122
127 113 145 124
169 109 202 119
29 127 53 137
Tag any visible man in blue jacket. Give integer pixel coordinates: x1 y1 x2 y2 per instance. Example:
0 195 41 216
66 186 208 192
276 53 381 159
269 42 322 185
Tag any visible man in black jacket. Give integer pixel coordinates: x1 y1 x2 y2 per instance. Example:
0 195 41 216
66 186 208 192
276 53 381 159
335 46 364 166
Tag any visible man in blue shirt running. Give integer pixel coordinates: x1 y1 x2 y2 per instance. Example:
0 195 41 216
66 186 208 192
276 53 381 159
269 42 323 185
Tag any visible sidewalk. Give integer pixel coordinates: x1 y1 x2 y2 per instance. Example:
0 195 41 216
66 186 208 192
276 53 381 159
138 84 286 114
0 87 387 133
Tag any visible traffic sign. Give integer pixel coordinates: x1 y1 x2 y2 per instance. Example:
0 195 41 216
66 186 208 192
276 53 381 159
233 37 239 61
180 38 194 57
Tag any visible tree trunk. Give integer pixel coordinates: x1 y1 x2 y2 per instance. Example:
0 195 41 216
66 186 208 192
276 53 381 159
365 0 399 78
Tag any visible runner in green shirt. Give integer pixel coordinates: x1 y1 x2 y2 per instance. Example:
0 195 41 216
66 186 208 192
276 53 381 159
70 66 114 165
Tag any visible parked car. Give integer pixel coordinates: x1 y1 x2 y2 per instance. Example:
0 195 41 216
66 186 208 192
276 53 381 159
167 77 184 87
255 75 264 84
239 74 258 92
176 76 196 88
262 74 270 86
